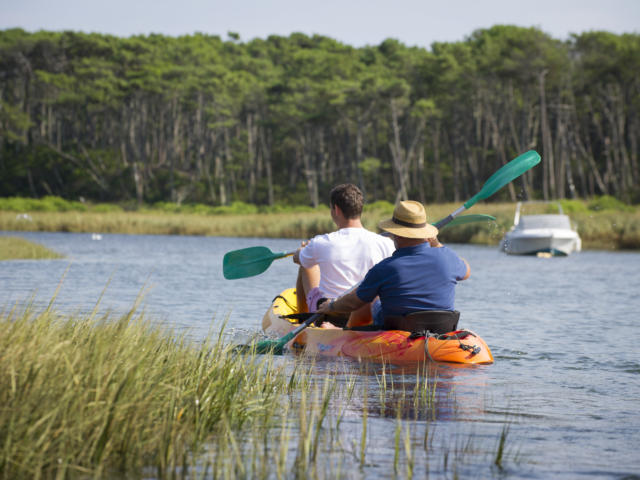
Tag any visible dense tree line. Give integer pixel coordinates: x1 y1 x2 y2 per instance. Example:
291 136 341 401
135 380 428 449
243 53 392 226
1 27 639 206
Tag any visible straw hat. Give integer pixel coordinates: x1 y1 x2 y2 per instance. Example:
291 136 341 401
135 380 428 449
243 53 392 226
378 201 439 239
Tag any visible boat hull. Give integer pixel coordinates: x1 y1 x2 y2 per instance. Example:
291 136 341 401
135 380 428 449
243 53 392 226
262 289 493 365
500 230 581 256
499 206 582 256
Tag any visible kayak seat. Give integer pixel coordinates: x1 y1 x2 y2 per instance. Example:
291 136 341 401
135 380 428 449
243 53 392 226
384 310 460 334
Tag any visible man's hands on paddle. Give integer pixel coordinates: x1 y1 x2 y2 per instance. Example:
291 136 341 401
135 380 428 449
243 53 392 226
428 237 443 248
292 240 309 265
316 290 366 316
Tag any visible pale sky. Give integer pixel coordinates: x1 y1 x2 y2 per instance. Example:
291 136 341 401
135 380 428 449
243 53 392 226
1 0 638 48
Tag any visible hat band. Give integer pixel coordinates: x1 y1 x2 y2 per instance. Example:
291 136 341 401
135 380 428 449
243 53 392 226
392 216 427 228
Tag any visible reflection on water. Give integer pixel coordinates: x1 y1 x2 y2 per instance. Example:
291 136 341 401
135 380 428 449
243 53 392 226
1 231 640 478
268 356 505 479
310 359 491 422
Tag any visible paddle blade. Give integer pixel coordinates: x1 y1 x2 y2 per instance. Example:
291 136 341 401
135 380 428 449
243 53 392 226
437 214 496 230
234 331 295 355
464 150 541 209
223 246 280 280
233 337 287 355
233 313 320 355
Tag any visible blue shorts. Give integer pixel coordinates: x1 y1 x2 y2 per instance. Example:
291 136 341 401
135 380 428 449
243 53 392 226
371 299 384 327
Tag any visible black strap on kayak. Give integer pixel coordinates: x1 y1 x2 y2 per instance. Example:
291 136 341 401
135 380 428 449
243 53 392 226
282 312 315 321
442 330 480 356
415 329 482 359
272 294 297 312
433 330 476 341
459 343 482 355
282 312 322 326
408 329 471 340
282 312 349 328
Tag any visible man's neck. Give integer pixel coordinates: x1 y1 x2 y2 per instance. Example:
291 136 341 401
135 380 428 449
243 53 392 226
394 237 428 248
336 218 363 229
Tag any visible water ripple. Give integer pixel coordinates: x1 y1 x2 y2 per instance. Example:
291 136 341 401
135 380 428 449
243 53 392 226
2 234 640 478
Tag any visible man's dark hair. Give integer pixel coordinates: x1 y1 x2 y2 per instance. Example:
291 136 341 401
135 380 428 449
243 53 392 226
330 184 364 219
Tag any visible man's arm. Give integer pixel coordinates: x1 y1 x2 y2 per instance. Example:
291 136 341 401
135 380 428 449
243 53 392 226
292 240 310 265
460 258 471 280
317 289 366 316
429 237 470 281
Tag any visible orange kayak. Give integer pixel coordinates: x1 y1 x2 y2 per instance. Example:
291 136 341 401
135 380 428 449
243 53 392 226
262 288 493 365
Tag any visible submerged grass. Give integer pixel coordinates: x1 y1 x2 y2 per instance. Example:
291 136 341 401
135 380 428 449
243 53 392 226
0 236 63 260
1 302 520 478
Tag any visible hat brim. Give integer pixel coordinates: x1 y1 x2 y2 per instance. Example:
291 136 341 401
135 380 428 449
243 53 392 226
378 218 438 239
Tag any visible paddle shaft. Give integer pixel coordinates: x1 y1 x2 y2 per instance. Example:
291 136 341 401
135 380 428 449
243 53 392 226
433 205 467 230
268 250 296 263
276 313 321 347
244 312 322 354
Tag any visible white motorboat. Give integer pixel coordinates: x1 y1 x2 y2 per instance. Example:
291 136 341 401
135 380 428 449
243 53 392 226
499 202 581 256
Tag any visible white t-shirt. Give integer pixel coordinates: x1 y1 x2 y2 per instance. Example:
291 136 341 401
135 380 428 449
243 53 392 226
298 228 395 298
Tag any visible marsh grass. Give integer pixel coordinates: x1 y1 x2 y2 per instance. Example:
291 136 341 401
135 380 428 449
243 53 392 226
0 236 63 260
1 301 520 478
0 209 335 239
2 199 639 249
0 301 299 478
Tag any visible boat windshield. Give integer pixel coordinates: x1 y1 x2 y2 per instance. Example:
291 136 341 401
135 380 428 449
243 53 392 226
517 215 572 229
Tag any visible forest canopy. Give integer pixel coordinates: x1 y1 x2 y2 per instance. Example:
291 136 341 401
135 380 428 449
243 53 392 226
1 27 639 206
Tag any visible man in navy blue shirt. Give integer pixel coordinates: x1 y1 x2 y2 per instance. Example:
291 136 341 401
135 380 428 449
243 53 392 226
317 200 470 327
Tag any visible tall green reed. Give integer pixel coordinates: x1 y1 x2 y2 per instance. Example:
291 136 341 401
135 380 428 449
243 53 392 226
1 302 519 479
0 304 293 478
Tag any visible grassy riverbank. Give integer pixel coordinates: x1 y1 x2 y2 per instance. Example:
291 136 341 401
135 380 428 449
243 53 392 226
0 305 513 478
0 236 62 260
1 196 638 250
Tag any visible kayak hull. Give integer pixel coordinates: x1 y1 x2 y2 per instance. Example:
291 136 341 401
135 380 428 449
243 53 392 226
262 289 493 365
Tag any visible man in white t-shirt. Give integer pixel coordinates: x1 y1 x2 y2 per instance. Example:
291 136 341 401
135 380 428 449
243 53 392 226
293 183 395 312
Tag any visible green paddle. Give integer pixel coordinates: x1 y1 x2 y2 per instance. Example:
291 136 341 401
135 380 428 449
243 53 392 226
434 150 540 229
437 213 495 230
223 246 296 280
223 214 496 280
235 150 540 355
235 313 321 355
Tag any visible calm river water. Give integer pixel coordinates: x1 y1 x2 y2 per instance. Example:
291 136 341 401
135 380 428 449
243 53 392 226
1 231 639 479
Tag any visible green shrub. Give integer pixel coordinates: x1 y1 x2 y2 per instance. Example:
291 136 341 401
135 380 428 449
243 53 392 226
210 201 259 215
190 203 215 214
150 201 182 213
558 199 589 214
0 197 37 211
588 195 633 212
40 196 87 212
259 204 319 214
364 200 395 214
0 196 87 212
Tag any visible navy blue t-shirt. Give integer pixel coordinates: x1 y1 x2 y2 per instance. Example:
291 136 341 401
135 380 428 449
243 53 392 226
356 243 467 318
